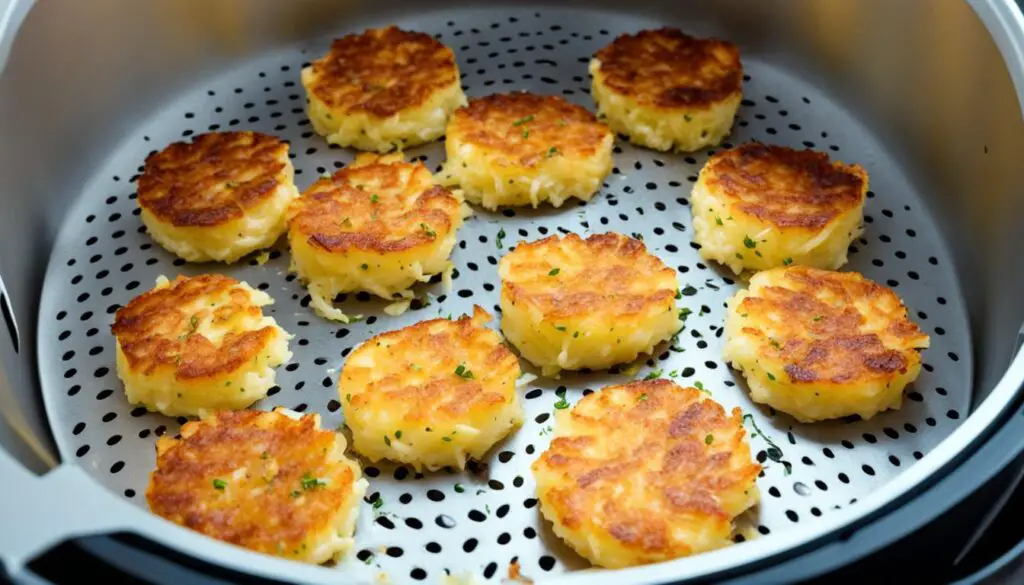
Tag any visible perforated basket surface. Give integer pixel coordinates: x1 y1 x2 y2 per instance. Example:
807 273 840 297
36 7 972 584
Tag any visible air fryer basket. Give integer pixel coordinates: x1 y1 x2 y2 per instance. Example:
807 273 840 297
2 1 1024 584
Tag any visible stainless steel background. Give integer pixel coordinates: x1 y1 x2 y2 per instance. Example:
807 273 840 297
1 1 1023 584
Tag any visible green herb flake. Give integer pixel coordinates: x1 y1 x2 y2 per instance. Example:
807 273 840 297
715 216 724 226
548 267 560 276
300 473 326 490
522 129 530 139
394 430 402 440
743 236 757 249
442 436 453 442
512 115 534 126
496 228 506 249
812 315 823 321
679 307 693 321
188 315 199 332
546 146 559 158
360 263 369 270
644 370 662 381
638 393 648 402
454 363 475 379
694 381 705 391
290 489 301 498
705 434 714 445
370 193 379 203
572 331 580 338
212 479 227 490
735 253 744 260
782 257 794 266
454 483 465 493
373 496 384 510
384 435 392 446
420 223 437 238
553 388 570 410
766 372 776 381
769 339 782 350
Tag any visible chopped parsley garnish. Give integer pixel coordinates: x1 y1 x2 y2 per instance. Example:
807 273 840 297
212 479 227 490
496 228 506 249
813 315 823 321
395 430 402 439
454 483 465 493
300 473 327 490
188 315 199 332
553 388 570 410
766 372 776 381
555 325 567 332
644 370 662 380
743 236 757 249
442 436 453 442
694 381 704 391
735 253 744 260
631 232 644 241
572 331 580 338
290 489 301 498
373 496 384 510
547 146 559 158
454 363 474 379
715 216 724 226
340 217 352 227
705 434 714 445
638 393 648 402
420 223 436 238
370 193 379 203
548 267 560 276
782 257 794 265
769 339 782 349
512 115 534 126
522 129 530 139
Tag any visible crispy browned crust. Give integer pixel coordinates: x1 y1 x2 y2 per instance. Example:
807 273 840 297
501 233 677 320
447 93 611 166
112 275 276 380
703 143 868 230
288 156 459 254
147 410 356 558
342 306 518 423
533 380 760 557
737 266 929 384
304 26 459 117
594 28 742 109
137 132 289 227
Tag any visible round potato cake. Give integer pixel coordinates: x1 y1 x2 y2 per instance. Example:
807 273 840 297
112 274 292 417
338 306 523 471
692 143 868 274
499 233 681 376
439 92 613 210
137 131 299 263
590 28 743 152
302 26 467 152
722 266 931 422
532 379 761 568
287 153 464 322
147 408 367 564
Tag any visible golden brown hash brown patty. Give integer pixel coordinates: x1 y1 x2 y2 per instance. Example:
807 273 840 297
502 233 677 320
448 93 611 165
593 28 742 109
304 26 459 118
112 274 277 380
733 266 929 384
288 155 460 254
147 410 357 558
137 132 290 227
703 143 868 230
533 379 760 566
